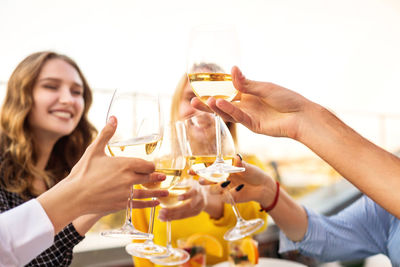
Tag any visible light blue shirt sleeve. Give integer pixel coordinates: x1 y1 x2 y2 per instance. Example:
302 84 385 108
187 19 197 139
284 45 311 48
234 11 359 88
279 196 390 262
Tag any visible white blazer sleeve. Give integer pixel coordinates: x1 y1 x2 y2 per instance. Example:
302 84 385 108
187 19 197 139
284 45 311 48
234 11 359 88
0 199 54 266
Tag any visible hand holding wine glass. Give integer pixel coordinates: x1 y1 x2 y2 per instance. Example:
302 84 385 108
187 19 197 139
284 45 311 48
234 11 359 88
101 90 163 240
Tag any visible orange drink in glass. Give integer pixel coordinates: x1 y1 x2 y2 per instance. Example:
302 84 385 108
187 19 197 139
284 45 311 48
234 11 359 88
228 237 259 267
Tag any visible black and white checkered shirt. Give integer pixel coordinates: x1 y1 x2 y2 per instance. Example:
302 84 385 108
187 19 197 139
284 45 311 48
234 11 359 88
0 186 85 266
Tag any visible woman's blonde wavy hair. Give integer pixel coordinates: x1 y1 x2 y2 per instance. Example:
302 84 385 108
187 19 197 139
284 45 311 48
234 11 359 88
0 51 97 200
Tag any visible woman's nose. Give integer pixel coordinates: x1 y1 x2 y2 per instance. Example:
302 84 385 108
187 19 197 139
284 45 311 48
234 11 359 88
59 87 73 103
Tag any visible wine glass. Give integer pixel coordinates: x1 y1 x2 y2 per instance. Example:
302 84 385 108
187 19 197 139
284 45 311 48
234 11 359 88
126 122 187 259
186 25 244 176
101 90 162 240
149 121 191 265
182 113 264 241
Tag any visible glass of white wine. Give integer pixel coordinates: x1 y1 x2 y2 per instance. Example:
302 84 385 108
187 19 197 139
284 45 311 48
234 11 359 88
182 113 265 241
149 121 192 266
101 90 162 240
126 122 187 260
186 25 244 177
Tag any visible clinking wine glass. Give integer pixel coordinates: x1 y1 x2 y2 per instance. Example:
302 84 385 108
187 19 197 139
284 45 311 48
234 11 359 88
182 113 264 241
150 121 192 265
186 25 244 176
126 122 187 259
101 90 162 240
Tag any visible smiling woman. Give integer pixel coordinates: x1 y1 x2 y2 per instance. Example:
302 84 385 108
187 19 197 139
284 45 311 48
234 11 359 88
0 51 98 266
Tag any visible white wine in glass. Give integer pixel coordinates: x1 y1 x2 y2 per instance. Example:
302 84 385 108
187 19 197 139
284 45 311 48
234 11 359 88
188 73 237 102
187 25 244 176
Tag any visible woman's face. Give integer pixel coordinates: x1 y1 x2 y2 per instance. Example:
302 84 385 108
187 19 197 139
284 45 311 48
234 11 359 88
28 58 85 142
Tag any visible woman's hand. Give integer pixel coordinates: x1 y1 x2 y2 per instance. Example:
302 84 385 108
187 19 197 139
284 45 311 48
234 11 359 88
227 156 277 208
132 184 169 209
158 180 206 221
206 155 277 208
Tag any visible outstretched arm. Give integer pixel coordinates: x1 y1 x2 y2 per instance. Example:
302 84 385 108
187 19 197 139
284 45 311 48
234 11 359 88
193 67 400 218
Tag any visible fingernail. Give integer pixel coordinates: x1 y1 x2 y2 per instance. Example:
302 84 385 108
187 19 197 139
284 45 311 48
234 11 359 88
237 153 243 161
221 181 231 188
235 184 244 191
157 174 166 180
107 116 117 126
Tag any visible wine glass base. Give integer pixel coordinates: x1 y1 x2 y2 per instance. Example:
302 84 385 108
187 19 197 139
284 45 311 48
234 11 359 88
224 218 264 241
151 248 190 266
101 223 152 240
196 162 245 183
125 242 170 259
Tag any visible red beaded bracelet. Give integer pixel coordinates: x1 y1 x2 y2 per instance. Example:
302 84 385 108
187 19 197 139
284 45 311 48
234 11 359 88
259 181 280 212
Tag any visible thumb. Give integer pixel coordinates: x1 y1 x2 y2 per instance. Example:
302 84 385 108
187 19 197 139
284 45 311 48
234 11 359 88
92 116 117 152
233 154 245 168
231 66 274 98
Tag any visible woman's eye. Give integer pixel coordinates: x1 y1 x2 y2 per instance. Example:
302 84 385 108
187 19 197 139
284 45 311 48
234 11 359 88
43 84 57 89
72 90 83 96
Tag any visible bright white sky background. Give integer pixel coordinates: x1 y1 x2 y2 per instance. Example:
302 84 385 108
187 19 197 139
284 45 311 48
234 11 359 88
1 0 400 159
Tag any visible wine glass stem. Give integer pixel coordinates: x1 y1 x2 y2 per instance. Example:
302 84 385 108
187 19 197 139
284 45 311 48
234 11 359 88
225 190 244 222
214 113 224 163
148 201 156 237
125 187 134 225
166 221 172 250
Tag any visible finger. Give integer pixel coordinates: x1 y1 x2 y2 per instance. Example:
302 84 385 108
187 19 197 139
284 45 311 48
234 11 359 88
147 172 166 183
91 116 118 153
132 189 168 199
131 199 160 209
191 98 212 113
198 177 216 185
214 99 254 128
178 188 196 201
158 202 193 221
232 66 289 100
118 158 155 174
205 97 237 123
233 154 244 168
128 171 164 185
232 66 267 97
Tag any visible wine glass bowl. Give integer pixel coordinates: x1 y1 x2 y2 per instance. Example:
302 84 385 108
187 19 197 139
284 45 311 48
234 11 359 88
101 90 162 240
